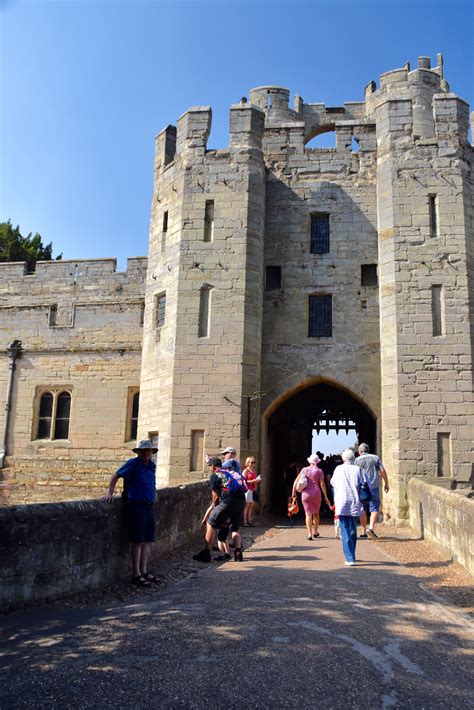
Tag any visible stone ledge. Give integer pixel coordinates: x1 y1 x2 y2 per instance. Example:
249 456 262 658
408 477 473 575
0 480 209 611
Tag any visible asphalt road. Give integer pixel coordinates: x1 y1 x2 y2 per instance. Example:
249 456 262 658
1 526 473 709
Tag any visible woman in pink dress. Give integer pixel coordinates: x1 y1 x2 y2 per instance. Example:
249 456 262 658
292 454 330 540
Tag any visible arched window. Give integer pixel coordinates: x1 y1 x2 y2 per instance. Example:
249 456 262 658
54 391 71 439
305 129 336 149
37 392 54 439
36 390 71 440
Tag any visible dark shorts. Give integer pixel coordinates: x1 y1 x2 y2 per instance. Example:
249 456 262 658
127 501 155 543
208 498 245 533
368 488 380 513
217 525 230 542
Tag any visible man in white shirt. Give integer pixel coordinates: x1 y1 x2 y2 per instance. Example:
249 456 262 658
331 449 364 566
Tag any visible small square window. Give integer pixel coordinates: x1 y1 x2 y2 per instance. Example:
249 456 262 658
265 266 281 290
361 264 378 286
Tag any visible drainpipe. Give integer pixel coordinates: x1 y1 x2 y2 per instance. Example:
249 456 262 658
0 340 22 469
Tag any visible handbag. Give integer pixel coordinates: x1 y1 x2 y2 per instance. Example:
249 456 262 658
287 497 299 517
295 473 308 493
359 482 372 504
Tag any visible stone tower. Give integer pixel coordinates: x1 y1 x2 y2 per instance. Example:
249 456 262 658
140 55 473 519
139 102 266 487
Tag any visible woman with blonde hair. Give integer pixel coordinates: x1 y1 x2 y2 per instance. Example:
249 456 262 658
292 454 330 540
242 456 261 526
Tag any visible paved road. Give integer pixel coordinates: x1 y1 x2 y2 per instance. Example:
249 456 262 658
1 526 473 709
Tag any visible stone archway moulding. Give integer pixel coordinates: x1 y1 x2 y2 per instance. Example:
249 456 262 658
261 374 378 423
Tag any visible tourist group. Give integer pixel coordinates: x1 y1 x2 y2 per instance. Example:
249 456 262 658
104 441 388 586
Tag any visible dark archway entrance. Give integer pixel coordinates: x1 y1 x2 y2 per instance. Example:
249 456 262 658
265 382 376 513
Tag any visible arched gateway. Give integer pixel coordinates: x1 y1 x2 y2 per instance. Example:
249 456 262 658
261 380 376 513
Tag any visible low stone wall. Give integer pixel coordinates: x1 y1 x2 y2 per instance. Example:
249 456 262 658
408 478 473 576
0 481 209 611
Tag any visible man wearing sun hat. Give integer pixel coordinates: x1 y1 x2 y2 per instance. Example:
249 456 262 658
104 439 158 587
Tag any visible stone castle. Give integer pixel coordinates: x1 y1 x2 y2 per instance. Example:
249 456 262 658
1 54 473 521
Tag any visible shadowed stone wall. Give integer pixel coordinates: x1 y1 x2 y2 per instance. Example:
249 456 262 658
408 477 473 575
0 481 209 611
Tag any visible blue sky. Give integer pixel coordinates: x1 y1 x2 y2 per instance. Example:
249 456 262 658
1 0 473 269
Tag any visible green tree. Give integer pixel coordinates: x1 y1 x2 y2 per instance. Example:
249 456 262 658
0 220 62 271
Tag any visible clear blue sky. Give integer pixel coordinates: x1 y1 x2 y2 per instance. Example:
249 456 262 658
1 0 473 269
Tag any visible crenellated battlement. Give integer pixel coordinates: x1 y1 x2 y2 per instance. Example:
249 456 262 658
0 256 147 283
153 52 470 168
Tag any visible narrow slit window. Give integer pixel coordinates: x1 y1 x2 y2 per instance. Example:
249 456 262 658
429 195 438 238
49 304 58 327
161 211 168 253
310 213 330 254
437 432 452 477
156 293 166 328
361 264 378 287
130 391 140 441
198 286 212 337
309 295 332 337
265 266 281 290
190 430 205 471
432 285 444 336
204 201 214 242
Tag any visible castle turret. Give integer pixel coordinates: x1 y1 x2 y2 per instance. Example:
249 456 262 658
373 55 473 518
139 100 265 484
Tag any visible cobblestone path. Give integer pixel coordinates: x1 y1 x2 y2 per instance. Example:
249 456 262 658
1 524 473 709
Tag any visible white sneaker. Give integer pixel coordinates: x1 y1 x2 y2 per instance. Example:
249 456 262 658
344 561 356 566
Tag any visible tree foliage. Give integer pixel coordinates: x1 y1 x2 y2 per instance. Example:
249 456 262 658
0 220 62 271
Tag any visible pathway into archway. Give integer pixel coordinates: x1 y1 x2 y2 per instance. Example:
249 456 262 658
264 381 376 513
2 527 471 709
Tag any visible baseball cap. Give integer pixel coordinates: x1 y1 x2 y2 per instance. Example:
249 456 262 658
220 446 236 455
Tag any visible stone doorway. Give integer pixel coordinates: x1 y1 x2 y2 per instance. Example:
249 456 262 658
263 382 376 514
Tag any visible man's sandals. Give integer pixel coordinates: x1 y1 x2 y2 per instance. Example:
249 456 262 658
132 573 159 587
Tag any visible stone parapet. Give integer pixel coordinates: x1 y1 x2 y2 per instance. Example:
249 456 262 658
0 480 209 610
408 477 473 575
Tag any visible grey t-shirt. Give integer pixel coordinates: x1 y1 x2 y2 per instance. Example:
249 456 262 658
355 453 383 491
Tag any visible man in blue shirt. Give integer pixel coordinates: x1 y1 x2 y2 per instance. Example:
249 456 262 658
104 439 157 587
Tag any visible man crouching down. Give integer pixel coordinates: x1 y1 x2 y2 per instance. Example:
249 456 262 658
103 439 158 587
193 457 247 563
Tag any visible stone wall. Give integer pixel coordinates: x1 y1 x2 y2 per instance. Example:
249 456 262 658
0 257 147 503
0 480 209 611
408 477 473 575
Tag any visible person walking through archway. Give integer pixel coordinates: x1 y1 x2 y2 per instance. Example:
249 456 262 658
292 454 330 540
355 443 389 539
331 448 364 566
